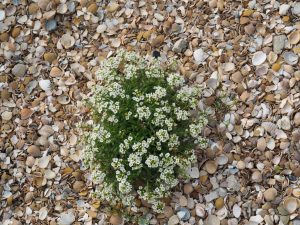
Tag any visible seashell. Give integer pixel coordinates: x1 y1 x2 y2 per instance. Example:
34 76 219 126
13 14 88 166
57 3 68 14
267 138 275 150
262 122 277 136
257 137 266 151
232 204 241 218
216 155 228 166
38 125 54 137
292 188 300 198
277 116 291 130
205 160 218 174
249 215 264 224
26 80 37 94
252 51 267 66
205 215 220 225
44 170 56 179
223 62 235 72
111 38 121 48
255 64 268 76
50 67 63 77
288 30 300 45
38 207 48 220
96 24 107 33
187 167 199 178
275 129 287 139
263 188 278 201
194 48 208 65
283 51 298 65
195 204 206 217
58 211 76 225
283 197 298 214
216 206 227 220
1 111 12 121
109 215 123 225
37 156 51 169
39 80 51 92
268 51 278 64
60 33 75 49
251 170 262 183
57 94 70 105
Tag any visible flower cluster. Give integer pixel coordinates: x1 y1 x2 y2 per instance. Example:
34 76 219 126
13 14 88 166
81 50 208 213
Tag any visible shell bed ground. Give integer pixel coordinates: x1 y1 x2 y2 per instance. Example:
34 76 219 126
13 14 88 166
0 1 300 225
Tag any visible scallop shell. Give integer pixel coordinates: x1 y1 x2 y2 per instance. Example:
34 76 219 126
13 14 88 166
261 122 277 136
252 51 267 66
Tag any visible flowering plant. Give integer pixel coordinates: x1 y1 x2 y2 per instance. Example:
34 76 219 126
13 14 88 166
81 50 208 213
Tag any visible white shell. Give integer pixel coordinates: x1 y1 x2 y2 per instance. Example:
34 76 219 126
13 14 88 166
58 211 76 225
252 51 267 66
39 80 51 92
194 48 208 64
283 51 298 65
223 62 235 72
233 204 241 218
187 167 200 178
37 156 51 169
38 207 48 220
60 34 75 49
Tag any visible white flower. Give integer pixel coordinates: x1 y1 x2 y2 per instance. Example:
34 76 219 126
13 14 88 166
136 106 151 120
145 155 159 168
167 73 185 87
156 129 169 142
128 153 142 170
119 180 132 194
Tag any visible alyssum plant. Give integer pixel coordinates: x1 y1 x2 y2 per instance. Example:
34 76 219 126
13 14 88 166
81 50 208 213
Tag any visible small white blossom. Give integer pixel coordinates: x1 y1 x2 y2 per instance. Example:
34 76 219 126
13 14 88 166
145 155 160 168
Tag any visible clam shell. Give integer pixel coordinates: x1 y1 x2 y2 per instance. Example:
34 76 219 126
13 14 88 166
60 34 75 49
283 197 298 214
252 51 267 66
283 51 298 65
267 51 278 64
288 30 300 45
292 188 300 198
39 80 51 92
57 94 70 105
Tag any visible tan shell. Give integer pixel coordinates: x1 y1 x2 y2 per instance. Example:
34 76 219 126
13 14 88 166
288 30 300 45
267 51 278 64
60 34 75 49
205 160 218 174
57 94 70 105
283 197 298 214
